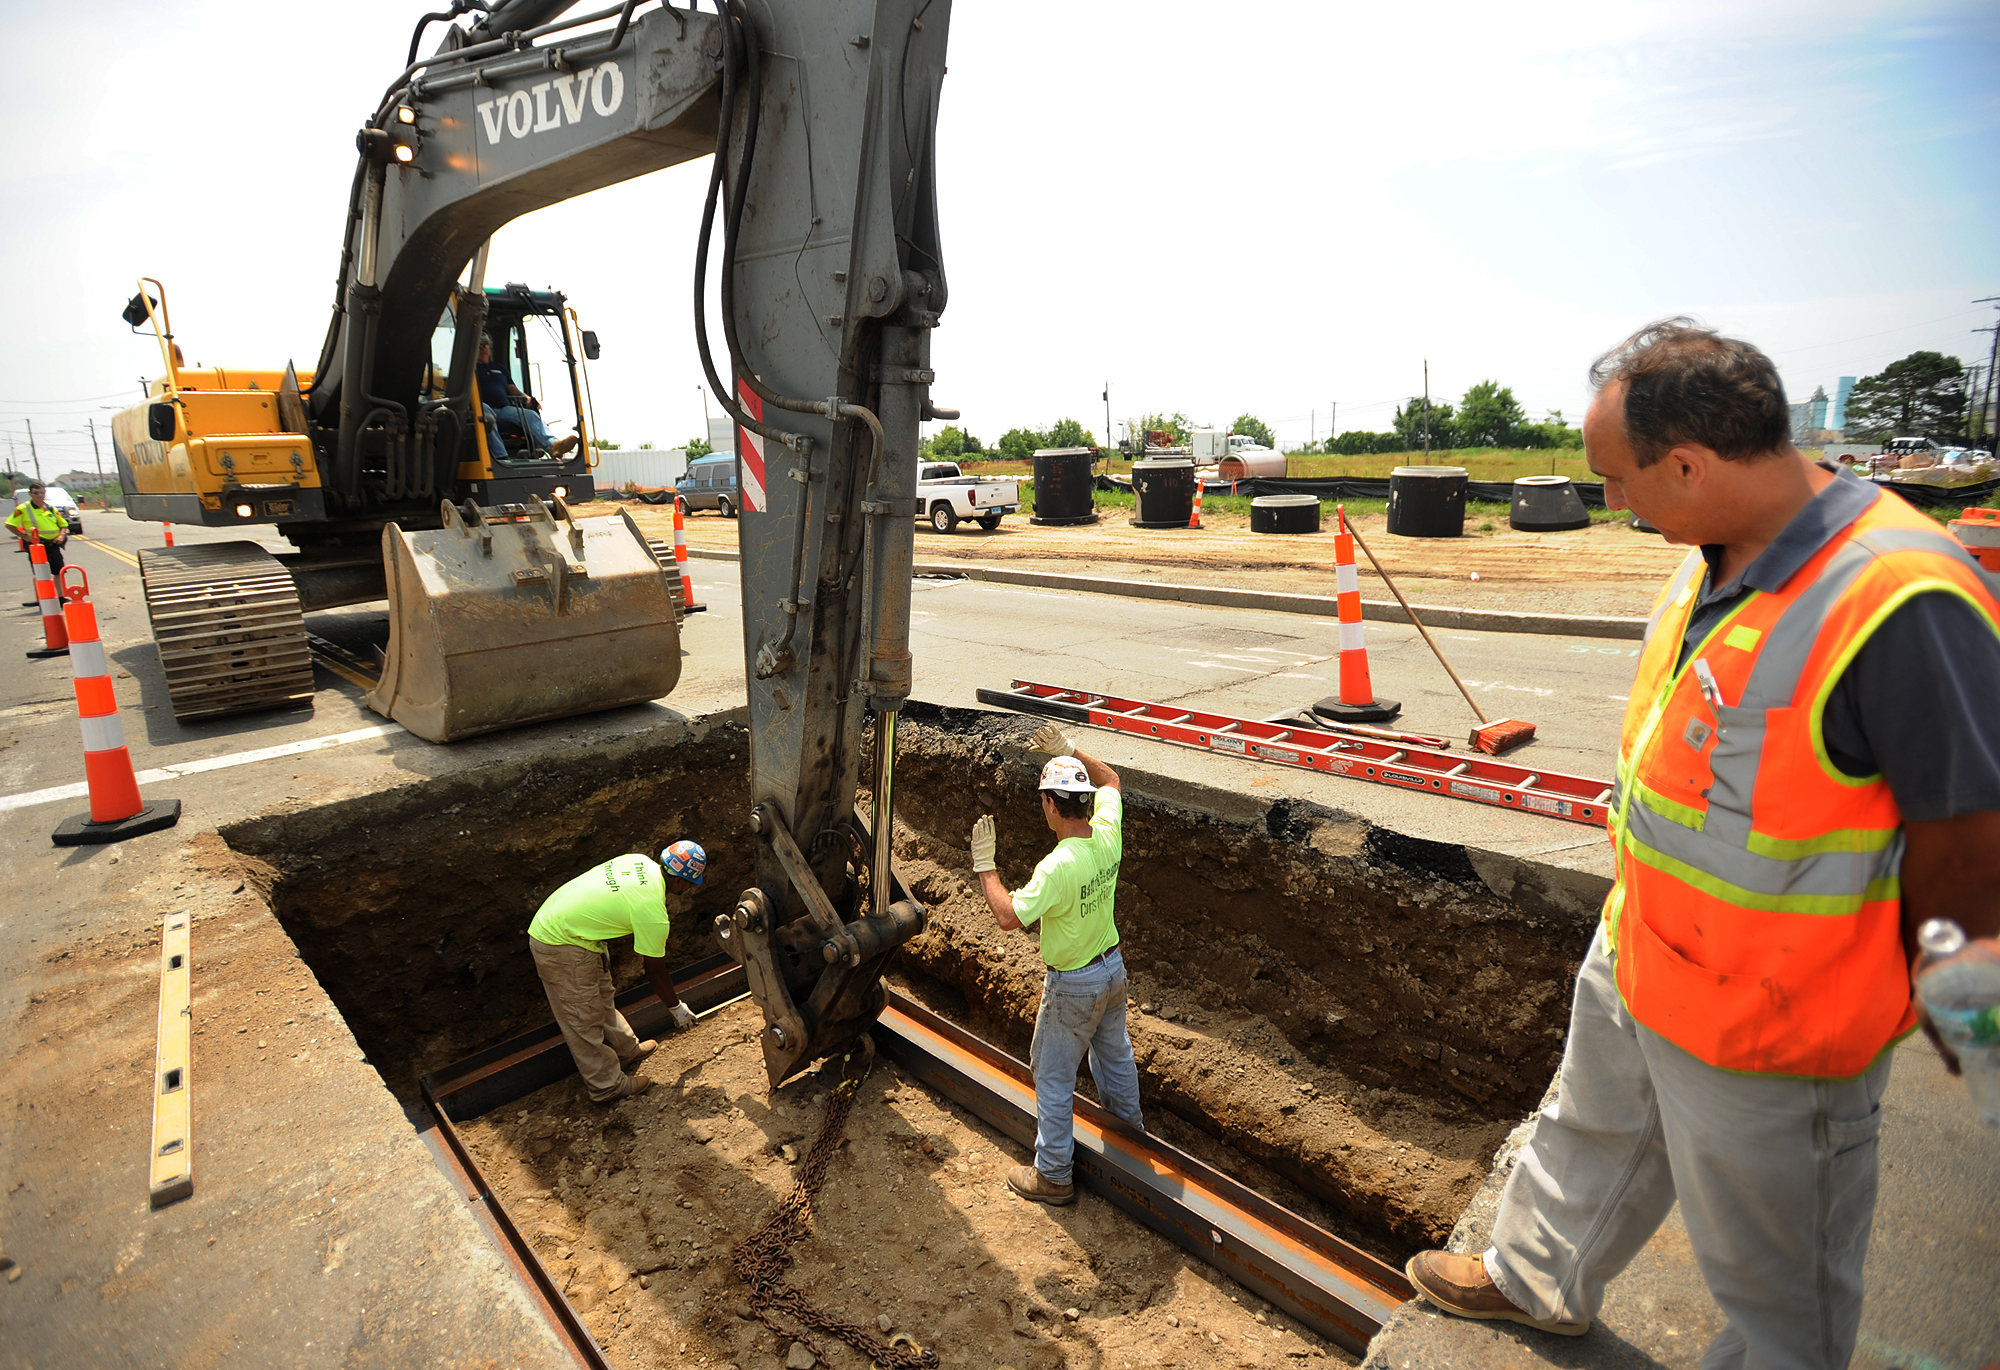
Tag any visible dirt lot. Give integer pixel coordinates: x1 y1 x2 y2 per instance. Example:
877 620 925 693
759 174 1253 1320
458 998 1355 1370
624 502 1688 620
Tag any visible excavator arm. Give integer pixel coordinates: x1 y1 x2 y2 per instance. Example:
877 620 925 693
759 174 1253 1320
331 0 952 1083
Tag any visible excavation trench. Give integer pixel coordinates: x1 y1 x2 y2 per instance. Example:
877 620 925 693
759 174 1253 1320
221 703 1605 1266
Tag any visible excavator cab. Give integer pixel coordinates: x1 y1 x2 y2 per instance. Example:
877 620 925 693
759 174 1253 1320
114 275 679 741
431 282 597 472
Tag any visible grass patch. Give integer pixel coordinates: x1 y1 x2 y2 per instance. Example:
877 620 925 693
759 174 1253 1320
957 449 1597 483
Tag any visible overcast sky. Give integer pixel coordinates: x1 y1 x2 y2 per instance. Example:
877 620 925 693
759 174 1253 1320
3 0 1995 476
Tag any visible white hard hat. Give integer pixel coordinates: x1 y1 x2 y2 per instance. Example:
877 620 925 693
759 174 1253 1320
1038 756 1096 794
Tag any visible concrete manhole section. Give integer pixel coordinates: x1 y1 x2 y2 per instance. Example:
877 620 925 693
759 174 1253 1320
219 705 1600 1366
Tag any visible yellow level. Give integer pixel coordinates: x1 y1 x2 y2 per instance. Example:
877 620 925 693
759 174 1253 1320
150 909 193 1207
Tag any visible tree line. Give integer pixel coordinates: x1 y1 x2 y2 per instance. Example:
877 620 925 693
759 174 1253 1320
1842 351 1984 443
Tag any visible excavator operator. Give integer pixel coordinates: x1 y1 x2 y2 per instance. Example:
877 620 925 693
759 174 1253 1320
527 840 707 1104
477 335 578 459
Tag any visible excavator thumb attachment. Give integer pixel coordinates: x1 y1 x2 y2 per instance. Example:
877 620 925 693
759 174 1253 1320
364 497 679 742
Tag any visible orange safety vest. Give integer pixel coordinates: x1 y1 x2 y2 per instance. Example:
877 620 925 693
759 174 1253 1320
1606 485 2000 1078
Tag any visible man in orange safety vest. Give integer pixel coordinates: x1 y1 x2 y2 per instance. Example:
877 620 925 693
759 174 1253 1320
1404 320 2000 1364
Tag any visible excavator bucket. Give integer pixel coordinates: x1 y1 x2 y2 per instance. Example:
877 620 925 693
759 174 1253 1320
365 497 680 742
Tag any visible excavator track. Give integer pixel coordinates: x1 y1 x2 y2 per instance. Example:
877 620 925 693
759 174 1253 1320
137 542 315 722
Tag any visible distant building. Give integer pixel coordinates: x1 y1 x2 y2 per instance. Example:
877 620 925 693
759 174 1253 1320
54 470 105 490
1832 376 1856 430
707 413 737 457
1790 386 1831 442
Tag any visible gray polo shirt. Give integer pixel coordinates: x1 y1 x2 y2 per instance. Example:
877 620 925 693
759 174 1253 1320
1677 464 2000 822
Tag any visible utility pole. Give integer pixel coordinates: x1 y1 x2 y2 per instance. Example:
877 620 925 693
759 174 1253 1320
88 418 106 502
25 418 39 482
1975 296 2000 452
1103 382 1112 459
1421 361 1432 459
1329 400 1335 441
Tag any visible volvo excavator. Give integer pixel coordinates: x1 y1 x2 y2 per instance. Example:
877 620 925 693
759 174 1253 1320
114 0 953 1088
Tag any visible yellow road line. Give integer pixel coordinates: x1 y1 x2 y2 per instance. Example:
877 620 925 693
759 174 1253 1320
305 633 380 692
85 541 380 692
82 540 140 570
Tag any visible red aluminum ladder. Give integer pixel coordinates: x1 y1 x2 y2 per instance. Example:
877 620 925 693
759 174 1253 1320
977 679 1614 829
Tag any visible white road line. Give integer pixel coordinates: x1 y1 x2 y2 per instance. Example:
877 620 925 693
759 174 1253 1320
0 723 404 814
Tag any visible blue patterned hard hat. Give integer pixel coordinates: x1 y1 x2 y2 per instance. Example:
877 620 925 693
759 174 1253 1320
661 840 706 886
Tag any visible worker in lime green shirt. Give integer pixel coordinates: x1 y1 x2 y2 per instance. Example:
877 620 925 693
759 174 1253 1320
970 725 1143 1206
8 484 71 582
527 840 706 1103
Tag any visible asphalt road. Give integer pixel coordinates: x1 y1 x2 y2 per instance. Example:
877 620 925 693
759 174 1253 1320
5 508 1994 1370
7 509 1637 872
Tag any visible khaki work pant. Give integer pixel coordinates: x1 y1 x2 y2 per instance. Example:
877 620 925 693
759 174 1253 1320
530 937 644 1102
1486 925 1891 1369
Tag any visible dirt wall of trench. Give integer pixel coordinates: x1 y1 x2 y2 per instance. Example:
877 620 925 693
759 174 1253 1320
878 704 1609 1255
220 717 755 1095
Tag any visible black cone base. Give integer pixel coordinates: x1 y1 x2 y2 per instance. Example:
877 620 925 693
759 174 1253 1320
52 799 181 847
26 645 70 659
1313 696 1402 724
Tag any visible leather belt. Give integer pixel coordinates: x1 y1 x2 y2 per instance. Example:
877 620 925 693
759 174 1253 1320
1066 942 1120 971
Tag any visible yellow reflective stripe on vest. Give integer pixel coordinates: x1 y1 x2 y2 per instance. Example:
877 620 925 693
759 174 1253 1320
1803 576 2000 787
1635 782 1707 831
1622 827 1900 916
1622 795 1901 905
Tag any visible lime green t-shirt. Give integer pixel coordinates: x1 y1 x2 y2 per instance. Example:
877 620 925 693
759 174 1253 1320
528 854 671 957
1011 787 1123 971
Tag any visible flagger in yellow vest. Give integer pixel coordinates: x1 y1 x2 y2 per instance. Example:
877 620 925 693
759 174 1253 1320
1406 320 2000 1361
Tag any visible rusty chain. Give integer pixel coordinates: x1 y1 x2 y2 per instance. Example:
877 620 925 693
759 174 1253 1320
731 1043 938 1370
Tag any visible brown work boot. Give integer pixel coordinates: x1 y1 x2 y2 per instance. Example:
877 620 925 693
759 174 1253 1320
549 434 579 458
599 1074 655 1104
1005 1164 1075 1206
1404 1251 1587 1336
621 1039 659 1071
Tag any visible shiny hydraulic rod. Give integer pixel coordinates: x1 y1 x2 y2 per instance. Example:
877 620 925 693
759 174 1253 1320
871 709 897 919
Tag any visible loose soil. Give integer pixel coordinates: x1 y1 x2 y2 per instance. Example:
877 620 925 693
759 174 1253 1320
624 503 1688 620
459 999 1356 1369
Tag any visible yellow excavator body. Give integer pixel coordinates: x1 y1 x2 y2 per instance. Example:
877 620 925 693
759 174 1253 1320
364 497 679 742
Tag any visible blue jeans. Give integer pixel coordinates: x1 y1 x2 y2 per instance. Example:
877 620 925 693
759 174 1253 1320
488 404 552 452
1030 948 1144 1183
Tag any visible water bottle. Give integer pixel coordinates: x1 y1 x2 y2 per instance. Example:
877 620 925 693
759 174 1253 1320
1913 919 2000 1129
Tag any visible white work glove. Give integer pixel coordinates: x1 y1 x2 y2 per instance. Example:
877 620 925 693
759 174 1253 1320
669 1002 696 1030
970 815 997 873
1028 722 1077 756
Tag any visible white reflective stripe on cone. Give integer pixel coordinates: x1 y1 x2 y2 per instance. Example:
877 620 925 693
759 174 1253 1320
1340 622 1367 652
70 640 108 678
39 595 63 618
79 713 126 753
1336 563 1359 594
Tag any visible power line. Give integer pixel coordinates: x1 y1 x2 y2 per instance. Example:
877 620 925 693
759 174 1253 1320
0 388 145 405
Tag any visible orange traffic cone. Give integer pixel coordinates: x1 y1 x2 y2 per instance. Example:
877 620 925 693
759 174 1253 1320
1188 477 1204 529
51 568 181 846
162 523 175 547
672 497 705 614
25 533 69 659
1313 505 1400 723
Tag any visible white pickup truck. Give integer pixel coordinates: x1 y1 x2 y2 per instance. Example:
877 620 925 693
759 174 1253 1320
917 462 1020 532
